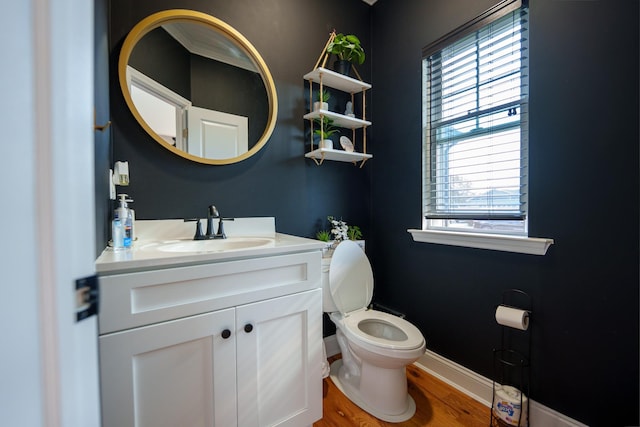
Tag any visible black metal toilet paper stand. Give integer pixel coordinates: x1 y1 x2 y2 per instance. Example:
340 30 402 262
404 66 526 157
490 289 531 427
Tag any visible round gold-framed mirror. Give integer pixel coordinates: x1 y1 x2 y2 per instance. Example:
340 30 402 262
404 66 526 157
118 9 278 165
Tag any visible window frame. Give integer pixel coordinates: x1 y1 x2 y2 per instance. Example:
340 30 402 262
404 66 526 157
424 0 528 236
410 0 553 255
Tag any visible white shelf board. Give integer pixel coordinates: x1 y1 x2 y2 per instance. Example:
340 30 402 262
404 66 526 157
303 110 371 129
305 148 372 164
303 67 371 93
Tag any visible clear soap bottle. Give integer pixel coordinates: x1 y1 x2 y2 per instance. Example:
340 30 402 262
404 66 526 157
115 194 133 249
112 218 125 250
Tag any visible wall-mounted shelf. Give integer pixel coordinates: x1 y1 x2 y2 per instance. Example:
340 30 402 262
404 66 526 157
303 109 371 129
303 67 371 94
304 33 372 168
305 148 372 167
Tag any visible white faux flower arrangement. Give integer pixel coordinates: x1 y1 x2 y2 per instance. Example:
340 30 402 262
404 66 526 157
316 216 363 257
328 216 349 241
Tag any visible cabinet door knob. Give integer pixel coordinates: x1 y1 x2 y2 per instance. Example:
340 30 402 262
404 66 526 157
221 329 231 339
244 324 253 333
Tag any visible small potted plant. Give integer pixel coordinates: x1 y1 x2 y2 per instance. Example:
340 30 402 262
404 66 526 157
313 89 331 112
316 229 331 242
316 229 334 257
313 116 339 149
326 33 365 76
347 224 362 241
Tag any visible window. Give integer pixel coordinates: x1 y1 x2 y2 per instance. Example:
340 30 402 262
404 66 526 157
422 2 529 236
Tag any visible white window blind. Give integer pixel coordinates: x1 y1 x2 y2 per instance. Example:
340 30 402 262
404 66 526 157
422 2 529 235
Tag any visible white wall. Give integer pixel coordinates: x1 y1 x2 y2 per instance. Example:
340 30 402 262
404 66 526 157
0 1 100 426
0 3 44 424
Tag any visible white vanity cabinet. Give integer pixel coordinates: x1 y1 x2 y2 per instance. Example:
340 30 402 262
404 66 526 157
98 250 323 427
100 307 237 427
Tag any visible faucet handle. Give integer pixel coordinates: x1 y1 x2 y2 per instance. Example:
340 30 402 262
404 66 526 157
216 217 226 239
194 220 205 240
184 218 205 240
214 217 235 239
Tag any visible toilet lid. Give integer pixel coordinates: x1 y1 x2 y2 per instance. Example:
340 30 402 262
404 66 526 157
329 240 373 315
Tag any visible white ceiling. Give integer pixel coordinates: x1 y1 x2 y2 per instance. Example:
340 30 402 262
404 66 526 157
362 0 377 5
161 22 258 72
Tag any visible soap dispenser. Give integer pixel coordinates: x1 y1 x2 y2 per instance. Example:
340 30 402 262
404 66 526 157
115 194 133 248
126 196 135 242
111 218 125 250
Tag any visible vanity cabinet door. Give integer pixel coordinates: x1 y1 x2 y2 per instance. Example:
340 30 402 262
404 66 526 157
236 289 322 427
99 308 237 427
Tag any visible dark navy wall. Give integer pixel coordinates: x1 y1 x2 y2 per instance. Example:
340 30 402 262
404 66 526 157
107 0 372 240
369 0 639 426
94 0 111 255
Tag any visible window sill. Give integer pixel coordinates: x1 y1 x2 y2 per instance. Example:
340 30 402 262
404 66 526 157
407 229 554 255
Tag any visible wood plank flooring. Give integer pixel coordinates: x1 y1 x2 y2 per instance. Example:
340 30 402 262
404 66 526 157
314 356 490 427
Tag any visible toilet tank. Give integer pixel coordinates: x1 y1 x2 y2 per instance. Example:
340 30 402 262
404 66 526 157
321 257 339 313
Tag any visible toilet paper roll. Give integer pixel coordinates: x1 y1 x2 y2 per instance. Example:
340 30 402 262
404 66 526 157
495 305 529 330
493 385 528 426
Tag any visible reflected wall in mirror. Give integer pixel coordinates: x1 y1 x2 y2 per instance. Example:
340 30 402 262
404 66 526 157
118 9 278 165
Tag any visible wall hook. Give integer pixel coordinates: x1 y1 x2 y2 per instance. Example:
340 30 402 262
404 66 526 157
94 120 112 132
94 109 112 132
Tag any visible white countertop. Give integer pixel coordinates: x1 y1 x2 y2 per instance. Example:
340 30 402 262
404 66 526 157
95 219 324 274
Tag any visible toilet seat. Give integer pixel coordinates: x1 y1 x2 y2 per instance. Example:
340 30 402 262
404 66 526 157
343 309 425 351
328 241 425 352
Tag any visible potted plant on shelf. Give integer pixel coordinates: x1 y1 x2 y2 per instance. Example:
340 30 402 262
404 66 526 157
313 116 339 150
313 89 331 112
326 33 365 76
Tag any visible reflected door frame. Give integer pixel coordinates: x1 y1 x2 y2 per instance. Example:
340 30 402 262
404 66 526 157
127 65 190 150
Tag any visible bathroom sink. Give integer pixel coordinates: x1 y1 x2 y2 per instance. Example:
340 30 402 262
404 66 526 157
142 237 274 254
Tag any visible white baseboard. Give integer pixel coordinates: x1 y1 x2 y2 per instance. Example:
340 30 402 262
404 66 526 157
415 348 494 406
416 349 588 427
322 336 587 427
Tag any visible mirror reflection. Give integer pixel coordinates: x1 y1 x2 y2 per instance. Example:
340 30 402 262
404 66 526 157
119 10 278 165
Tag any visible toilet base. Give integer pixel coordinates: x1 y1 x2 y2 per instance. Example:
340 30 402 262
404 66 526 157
329 359 416 422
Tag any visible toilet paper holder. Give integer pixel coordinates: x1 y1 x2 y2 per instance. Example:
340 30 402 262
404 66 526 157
491 289 531 427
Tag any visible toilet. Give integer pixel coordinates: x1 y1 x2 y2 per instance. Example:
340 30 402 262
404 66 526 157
322 240 426 422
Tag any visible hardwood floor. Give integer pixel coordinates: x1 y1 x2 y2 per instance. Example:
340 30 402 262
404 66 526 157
314 356 490 427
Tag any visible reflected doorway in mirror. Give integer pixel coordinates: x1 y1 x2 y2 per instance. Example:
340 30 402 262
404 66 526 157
187 107 248 158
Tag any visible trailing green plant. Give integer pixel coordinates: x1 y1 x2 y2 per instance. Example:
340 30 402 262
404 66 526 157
347 225 362 241
316 229 331 242
313 116 339 140
327 33 365 65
